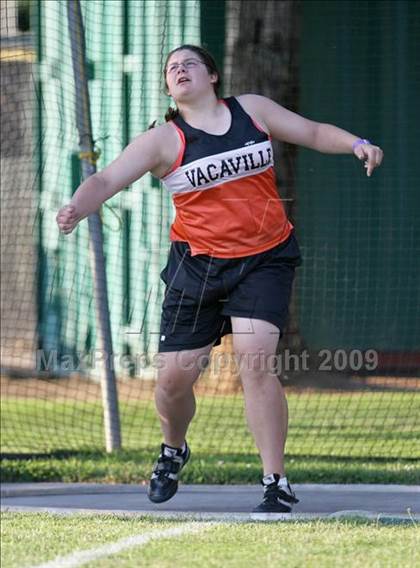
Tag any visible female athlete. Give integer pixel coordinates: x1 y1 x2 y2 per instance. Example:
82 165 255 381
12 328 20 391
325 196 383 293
56 45 383 512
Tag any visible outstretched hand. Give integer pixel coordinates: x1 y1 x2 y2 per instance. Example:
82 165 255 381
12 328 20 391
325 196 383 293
353 143 384 177
56 204 80 235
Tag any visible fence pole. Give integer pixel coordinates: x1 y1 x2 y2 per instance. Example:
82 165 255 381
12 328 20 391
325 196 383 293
67 0 121 451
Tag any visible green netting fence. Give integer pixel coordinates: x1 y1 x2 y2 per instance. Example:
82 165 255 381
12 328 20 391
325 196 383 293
1 0 419 468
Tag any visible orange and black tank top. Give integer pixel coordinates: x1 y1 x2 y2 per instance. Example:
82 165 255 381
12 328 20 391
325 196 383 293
160 96 293 258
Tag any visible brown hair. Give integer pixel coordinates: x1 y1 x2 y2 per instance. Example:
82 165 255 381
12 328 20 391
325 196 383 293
149 45 221 128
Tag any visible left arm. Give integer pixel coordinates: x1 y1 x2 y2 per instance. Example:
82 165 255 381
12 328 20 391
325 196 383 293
238 94 384 177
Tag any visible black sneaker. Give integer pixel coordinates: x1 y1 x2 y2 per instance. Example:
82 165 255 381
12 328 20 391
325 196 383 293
253 473 299 513
147 442 190 504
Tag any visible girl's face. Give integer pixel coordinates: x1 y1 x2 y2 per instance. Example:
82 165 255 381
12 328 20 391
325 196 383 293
165 49 218 102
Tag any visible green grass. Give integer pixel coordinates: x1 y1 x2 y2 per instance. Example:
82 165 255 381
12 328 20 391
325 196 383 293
1 449 419 485
1 513 419 568
1 392 419 484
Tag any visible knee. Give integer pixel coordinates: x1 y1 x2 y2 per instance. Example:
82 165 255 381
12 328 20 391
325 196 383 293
155 372 191 402
241 369 269 388
236 351 277 384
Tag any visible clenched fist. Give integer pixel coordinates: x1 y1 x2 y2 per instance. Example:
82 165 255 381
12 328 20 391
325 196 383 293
56 204 80 235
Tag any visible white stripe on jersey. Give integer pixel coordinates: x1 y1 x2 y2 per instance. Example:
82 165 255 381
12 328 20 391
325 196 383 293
162 140 273 195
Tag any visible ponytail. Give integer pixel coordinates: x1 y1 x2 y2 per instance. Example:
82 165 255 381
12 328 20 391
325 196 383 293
165 106 179 122
148 106 179 129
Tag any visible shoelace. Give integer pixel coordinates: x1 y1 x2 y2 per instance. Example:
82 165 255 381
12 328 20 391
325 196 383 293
263 484 299 504
153 454 183 479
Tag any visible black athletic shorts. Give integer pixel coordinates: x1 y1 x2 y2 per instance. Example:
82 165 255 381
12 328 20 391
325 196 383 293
158 232 302 352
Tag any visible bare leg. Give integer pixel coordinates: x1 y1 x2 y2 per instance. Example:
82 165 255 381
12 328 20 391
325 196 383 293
231 317 288 476
155 343 213 448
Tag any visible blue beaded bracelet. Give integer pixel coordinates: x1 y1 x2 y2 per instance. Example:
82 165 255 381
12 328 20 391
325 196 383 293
352 138 371 150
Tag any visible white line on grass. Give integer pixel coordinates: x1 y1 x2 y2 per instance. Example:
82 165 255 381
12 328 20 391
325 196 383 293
30 522 216 568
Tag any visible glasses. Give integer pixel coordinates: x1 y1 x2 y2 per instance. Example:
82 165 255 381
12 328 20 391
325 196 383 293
166 58 205 74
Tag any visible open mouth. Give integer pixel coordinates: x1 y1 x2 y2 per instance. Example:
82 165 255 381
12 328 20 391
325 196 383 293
177 77 190 85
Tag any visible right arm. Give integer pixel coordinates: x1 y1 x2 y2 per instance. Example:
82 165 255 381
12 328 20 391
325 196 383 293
56 123 177 234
